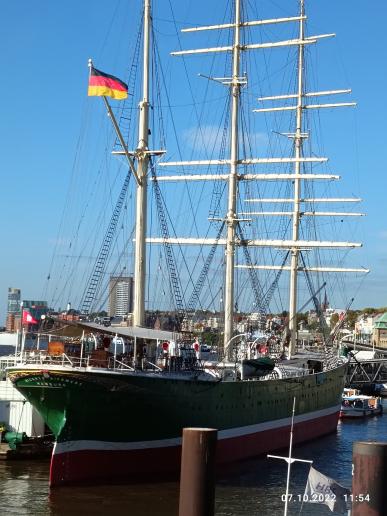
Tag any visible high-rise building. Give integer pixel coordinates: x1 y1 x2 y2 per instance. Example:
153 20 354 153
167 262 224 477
108 276 133 317
7 288 21 314
6 288 21 331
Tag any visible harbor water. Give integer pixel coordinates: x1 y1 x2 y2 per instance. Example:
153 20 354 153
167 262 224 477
1 403 386 515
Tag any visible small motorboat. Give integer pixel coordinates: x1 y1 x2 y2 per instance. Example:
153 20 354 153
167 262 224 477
340 392 383 419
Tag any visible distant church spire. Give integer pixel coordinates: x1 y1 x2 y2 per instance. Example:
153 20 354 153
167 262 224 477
322 290 329 311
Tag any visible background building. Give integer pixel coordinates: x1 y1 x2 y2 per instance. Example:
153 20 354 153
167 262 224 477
108 276 133 318
7 288 21 314
22 300 48 329
5 288 21 332
373 313 387 348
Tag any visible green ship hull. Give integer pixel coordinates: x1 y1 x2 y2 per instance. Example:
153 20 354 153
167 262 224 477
7 361 346 485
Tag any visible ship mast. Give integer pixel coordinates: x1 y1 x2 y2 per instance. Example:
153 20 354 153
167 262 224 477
133 0 151 327
288 0 306 356
224 0 242 350
109 0 165 326
151 1 366 354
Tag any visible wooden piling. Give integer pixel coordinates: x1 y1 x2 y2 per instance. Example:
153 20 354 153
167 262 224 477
178 427 217 516
352 441 387 515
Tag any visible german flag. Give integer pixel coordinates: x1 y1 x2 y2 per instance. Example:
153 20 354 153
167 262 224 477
88 66 128 100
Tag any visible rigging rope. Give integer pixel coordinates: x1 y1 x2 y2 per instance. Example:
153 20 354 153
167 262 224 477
80 170 132 314
236 225 267 324
151 166 186 318
186 223 225 312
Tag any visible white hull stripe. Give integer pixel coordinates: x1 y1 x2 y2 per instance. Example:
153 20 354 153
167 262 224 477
54 404 340 455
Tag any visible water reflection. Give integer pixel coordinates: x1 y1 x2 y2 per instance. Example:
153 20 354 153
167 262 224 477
48 483 179 516
0 411 386 515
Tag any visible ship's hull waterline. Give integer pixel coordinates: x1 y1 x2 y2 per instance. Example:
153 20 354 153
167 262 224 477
7 363 346 486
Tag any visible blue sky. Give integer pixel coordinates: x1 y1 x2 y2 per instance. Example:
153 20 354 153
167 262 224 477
0 0 386 322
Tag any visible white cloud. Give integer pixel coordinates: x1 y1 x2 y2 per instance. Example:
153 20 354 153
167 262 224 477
182 125 268 156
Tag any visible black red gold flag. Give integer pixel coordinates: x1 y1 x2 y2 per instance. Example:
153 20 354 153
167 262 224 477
88 67 128 100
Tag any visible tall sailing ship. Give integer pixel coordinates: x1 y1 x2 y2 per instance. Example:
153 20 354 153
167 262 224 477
7 0 366 486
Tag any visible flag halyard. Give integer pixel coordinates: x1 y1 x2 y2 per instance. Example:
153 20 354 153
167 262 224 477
88 67 128 100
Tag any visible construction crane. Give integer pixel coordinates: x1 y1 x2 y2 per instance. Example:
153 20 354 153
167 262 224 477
300 252 330 341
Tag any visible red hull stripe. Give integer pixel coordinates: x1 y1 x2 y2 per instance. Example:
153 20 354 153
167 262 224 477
54 404 340 455
50 407 340 486
89 66 128 88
